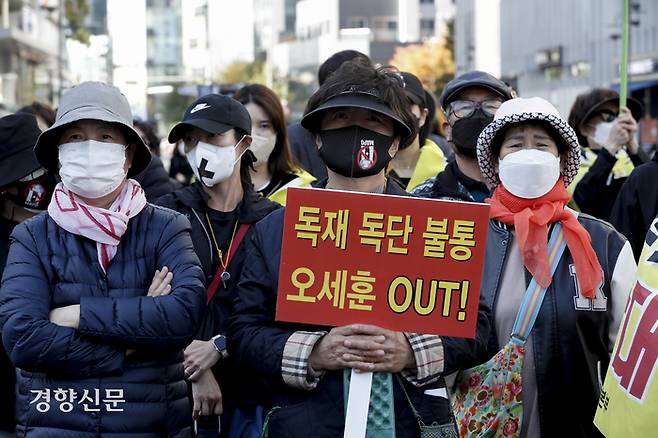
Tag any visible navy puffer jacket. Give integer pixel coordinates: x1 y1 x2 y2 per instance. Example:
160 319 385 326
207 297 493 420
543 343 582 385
0 204 206 437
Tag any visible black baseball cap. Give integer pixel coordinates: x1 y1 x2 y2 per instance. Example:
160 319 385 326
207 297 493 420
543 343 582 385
0 113 42 188
401 72 426 107
439 71 513 111
168 94 252 143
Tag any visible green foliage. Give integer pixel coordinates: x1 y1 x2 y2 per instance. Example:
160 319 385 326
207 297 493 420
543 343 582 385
445 17 454 57
65 0 91 45
389 38 455 97
218 60 266 85
159 91 195 128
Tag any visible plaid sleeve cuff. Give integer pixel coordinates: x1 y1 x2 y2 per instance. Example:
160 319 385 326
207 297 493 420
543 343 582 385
282 330 327 390
400 333 444 387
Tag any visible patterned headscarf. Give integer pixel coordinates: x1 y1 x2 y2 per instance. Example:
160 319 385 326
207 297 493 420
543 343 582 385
476 97 581 187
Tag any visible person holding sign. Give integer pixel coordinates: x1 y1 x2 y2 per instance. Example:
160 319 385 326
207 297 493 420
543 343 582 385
156 94 280 437
229 59 492 438
453 97 636 437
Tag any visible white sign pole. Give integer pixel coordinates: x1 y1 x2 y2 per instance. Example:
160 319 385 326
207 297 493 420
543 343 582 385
343 370 373 438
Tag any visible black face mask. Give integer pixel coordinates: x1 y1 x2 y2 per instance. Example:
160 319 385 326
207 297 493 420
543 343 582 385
451 109 493 158
2 172 57 212
319 125 395 178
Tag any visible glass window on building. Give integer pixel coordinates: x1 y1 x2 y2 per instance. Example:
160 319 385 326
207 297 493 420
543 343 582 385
545 67 563 81
570 61 591 78
420 18 435 38
348 17 368 28
420 18 435 30
372 17 397 42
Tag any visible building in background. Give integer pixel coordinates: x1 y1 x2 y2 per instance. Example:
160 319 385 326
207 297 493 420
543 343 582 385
181 0 254 84
145 0 183 125
0 0 59 110
86 0 106 34
453 0 500 77
268 0 454 115
62 0 457 123
400 0 453 42
147 0 183 85
254 0 297 60
499 0 657 149
67 0 111 86
107 0 148 118
65 0 147 117
65 0 255 123
455 0 658 137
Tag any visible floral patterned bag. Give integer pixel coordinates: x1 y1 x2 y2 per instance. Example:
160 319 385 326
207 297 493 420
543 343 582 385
451 224 567 438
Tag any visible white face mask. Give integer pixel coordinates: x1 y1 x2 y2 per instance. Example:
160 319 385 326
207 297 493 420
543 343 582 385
593 121 614 148
186 137 247 187
250 134 276 166
498 149 561 199
58 140 127 199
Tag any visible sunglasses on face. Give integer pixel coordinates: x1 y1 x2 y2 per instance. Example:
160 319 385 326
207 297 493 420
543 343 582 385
448 99 503 119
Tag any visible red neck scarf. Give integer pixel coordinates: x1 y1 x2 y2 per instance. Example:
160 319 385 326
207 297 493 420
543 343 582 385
487 178 603 298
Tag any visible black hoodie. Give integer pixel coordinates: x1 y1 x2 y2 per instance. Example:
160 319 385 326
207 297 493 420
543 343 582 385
609 154 658 260
573 147 649 222
156 182 280 335
155 182 280 407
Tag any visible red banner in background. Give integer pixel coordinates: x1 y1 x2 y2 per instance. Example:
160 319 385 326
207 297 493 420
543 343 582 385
275 187 490 338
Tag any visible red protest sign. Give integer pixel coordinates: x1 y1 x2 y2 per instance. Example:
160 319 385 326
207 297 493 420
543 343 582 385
275 187 490 338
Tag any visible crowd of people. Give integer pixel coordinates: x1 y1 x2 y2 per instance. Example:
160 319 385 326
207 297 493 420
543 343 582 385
0 48 655 438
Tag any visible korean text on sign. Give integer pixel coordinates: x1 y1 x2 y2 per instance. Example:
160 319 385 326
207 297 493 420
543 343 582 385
276 187 490 337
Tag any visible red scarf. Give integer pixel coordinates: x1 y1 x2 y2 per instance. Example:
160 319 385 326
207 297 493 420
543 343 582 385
487 178 603 298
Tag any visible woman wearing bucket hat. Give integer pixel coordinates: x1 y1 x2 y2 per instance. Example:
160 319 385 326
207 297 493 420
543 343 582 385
0 81 206 437
0 113 57 436
228 59 492 438
452 97 636 437
155 93 280 437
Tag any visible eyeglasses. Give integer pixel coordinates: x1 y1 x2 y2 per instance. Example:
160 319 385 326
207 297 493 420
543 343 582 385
448 99 503 119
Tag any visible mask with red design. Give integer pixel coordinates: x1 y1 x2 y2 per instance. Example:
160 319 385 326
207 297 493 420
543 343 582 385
2 170 57 212
318 125 394 178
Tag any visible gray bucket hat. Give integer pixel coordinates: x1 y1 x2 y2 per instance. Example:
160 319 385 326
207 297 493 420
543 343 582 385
34 81 151 177
477 97 581 188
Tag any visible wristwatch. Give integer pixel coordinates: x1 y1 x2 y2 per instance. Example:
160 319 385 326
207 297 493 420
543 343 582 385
211 334 229 359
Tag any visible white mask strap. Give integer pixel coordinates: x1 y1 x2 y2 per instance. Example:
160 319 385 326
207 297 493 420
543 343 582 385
232 135 249 164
